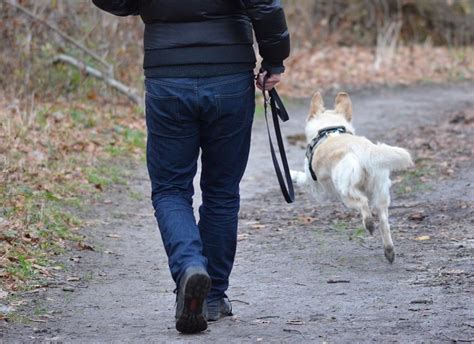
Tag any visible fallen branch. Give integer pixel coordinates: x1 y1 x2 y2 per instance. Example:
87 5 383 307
52 54 141 105
4 0 113 75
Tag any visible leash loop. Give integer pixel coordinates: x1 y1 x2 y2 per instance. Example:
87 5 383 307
261 72 295 204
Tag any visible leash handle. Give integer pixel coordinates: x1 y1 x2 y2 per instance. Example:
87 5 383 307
262 73 295 204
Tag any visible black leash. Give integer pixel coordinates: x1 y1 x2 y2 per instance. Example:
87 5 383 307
261 73 295 204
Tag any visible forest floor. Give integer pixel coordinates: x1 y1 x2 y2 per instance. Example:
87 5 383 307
1 82 473 343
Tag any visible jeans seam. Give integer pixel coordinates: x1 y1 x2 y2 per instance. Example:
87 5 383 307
145 92 178 101
146 78 198 90
200 72 253 88
146 72 253 89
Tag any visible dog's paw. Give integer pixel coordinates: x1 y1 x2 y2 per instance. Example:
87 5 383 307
384 246 395 264
364 218 375 235
290 170 307 185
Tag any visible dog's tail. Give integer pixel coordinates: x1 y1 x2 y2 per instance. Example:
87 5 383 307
370 143 414 171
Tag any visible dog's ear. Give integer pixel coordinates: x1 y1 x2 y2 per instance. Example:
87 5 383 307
335 92 352 121
308 91 325 121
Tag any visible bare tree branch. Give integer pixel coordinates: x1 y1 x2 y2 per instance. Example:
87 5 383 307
3 0 113 75
52 54 141 105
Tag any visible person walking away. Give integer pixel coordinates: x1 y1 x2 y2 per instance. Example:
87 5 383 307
92 0 290 334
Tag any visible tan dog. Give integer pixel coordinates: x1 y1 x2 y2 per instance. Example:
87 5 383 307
291 92 413 263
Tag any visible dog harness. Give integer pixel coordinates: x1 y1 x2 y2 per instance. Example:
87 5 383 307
306 126 351 181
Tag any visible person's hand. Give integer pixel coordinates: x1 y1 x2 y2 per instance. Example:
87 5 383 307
256 71 281 91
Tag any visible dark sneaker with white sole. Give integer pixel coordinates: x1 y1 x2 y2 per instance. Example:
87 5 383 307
175 266 211 334
207 296 233 322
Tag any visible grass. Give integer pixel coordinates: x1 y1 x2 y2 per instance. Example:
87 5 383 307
395 162 435 195
349 227 367 243
331 220 348 232
253 92 295 119
85 165 127 189
254 102 265 118
82 271 94 282
1 312 31 325
129 190 143 201
0 98 145 292
6 254 35 281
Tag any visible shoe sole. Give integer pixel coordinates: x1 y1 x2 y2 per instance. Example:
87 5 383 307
175 273 211 334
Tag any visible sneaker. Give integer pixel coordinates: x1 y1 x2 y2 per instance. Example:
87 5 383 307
175 266 211 334
207 296 233 322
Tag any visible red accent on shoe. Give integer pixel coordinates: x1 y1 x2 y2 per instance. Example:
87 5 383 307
190 299 198 311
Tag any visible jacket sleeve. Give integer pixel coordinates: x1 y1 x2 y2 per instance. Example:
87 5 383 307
92 0 139 16
241 0 290 74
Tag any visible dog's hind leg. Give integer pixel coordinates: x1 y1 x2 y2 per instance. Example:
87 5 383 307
376 206 395 263
340 192 374 234
371 172 395 263
333 155 374 234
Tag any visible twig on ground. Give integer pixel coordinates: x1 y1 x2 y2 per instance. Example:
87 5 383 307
26 317 47 323
283 328 303 335
229 299 250 305
52 54 141 105
327 279 351 284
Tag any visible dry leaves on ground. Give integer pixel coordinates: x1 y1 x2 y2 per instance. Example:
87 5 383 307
278 45 474 97
0 98 143 291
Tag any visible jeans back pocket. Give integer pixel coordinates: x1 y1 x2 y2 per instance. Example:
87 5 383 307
215 83 255 137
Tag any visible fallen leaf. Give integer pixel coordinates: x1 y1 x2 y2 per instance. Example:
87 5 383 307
250 224 266 230
408 212 427 221
31 264 52 277
77 242 95 251
237 233 250 241
286 133 306 145
415 235 431 241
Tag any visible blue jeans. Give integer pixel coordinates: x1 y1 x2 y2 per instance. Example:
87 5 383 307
145 72 255 302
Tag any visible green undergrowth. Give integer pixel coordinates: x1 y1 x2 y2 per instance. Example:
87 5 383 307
395 158 435 195
1 99 145 293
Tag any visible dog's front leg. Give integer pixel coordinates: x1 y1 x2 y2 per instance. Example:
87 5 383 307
290 170 307 185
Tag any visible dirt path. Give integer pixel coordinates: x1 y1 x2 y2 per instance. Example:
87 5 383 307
3 82 473 343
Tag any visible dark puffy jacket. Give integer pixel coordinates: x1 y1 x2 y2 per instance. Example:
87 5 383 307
92 0 290 77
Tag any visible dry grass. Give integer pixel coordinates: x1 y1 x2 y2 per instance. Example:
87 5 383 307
0 98 144 291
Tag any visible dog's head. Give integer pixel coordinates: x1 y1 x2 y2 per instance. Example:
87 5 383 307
305 92 355 143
